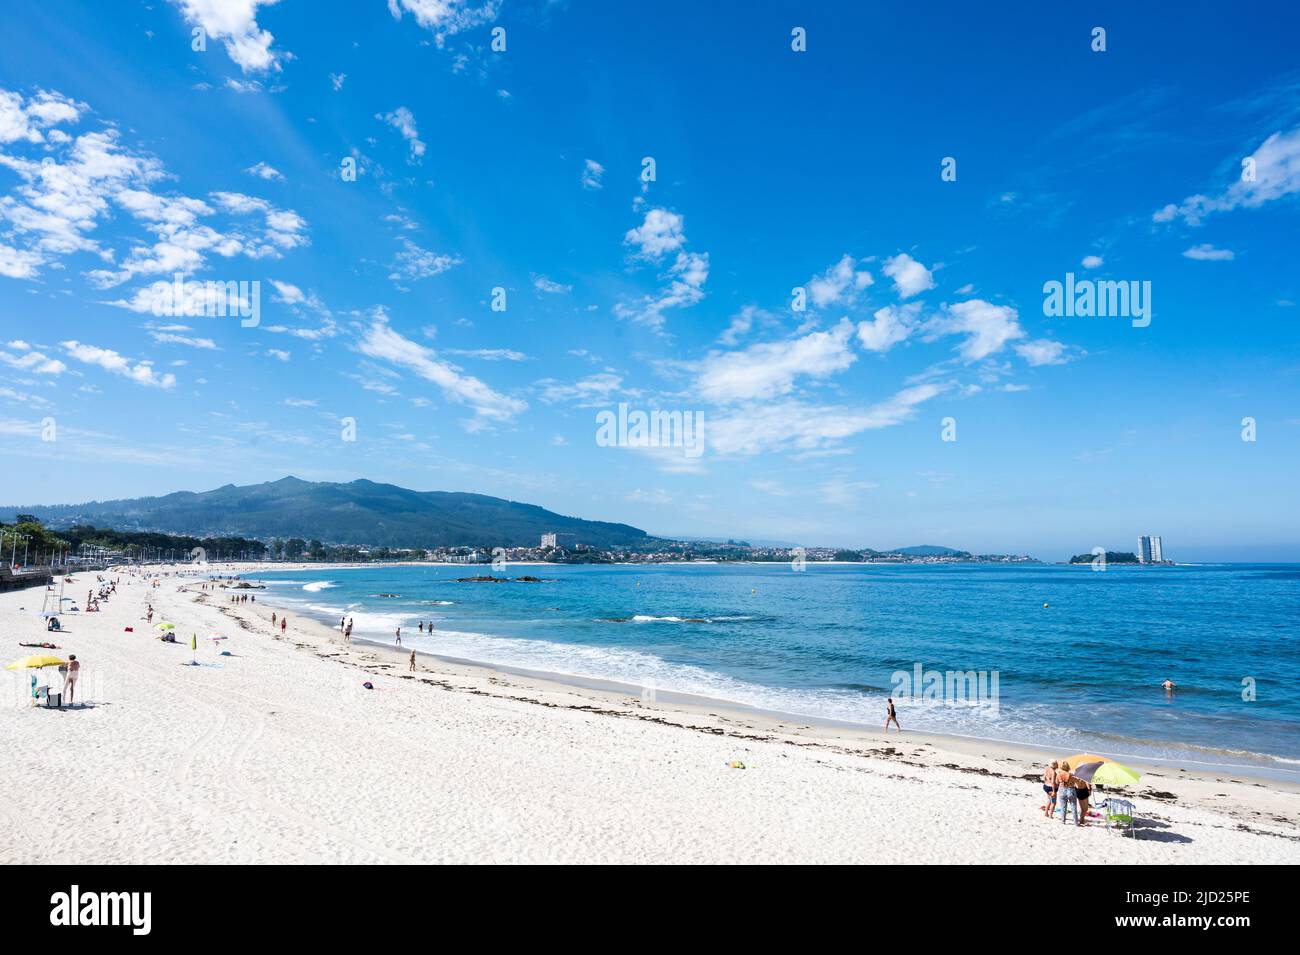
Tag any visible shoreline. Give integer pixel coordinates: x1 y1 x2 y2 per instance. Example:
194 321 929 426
4 562 1297 863
222 566 1300 804
246 562 1300 784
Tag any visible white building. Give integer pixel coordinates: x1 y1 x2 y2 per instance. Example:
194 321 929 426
541 533 557 548
1136 535 1165 563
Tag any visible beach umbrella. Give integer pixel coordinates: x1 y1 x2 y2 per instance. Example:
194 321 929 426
1073 760 1141 788
1063 752 1109 770
154 622 175 631
5 654 65 670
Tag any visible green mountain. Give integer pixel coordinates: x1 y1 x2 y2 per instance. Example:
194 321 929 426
1 477 649 549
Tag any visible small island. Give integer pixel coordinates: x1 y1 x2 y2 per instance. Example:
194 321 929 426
1068 551 1140 564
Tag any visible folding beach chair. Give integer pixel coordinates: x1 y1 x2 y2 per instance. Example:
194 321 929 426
1103 797 1137 837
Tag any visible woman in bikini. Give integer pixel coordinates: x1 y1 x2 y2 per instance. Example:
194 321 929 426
1075 774 1093 826
1042 760 1059 817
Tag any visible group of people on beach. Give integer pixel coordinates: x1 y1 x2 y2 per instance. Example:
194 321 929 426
1041 760 1094 825
230 593 256 604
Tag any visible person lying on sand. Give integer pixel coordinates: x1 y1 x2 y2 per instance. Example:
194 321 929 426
20 641 60 649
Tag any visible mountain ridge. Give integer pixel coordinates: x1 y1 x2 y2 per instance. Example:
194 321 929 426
1 477 648 549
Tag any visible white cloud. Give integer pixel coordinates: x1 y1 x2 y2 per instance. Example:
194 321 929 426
1182 243 1235 261
580 158 604 190
388 237 461 281
533 275 571 294
709 384 946 457
377 106 426 162
0 243 44 279
386 0 500 46
807 254 872 308
330 73 347 91
1155 125 1300 225
356 312 525 425
717 305 774 346
0 342 65 374
925 299 1024 362
0 89 85 144
148 327 219 349
614 250 708 332
1014 338 1075 366
444 348 528 361
245 161 283 181
624 208 686 259
1081 254 1104 269
61 340 175 388
0 103 312 286
696 319 857 404
537 372 622 405
169 0 285 73
856 302 920 353
882 253 935 298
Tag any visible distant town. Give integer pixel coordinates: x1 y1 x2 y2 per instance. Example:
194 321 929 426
0 514 1039 580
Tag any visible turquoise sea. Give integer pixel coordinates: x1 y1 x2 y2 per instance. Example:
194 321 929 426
251 562 1300 777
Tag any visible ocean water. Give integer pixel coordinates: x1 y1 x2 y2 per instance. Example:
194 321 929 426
249 562 1300 776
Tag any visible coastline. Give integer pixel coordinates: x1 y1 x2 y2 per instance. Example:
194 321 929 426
184 573 1300 809
5 562 1297 864
254 561 1300 784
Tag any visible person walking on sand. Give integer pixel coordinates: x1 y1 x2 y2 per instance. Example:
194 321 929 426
884 697 901 731
280 617 287 634
409 649 416 672
272 612 277 626
63 654 80 705
395 626 402 647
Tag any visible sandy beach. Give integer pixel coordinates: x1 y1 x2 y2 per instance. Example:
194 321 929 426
3 564 1297 865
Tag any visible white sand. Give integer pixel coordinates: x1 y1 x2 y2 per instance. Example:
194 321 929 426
3 564 1297 865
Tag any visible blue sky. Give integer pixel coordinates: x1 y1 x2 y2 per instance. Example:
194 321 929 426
1 0 1298 560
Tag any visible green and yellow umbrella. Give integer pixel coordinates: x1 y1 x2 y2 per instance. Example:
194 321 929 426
5 654 65 671
154 621 175 631
1074 760 1142 788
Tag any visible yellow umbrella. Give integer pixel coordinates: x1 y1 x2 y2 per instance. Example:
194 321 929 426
154 622 175 631
5 654 66 670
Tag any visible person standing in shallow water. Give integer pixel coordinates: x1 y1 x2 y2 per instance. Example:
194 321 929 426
884 697 901 732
